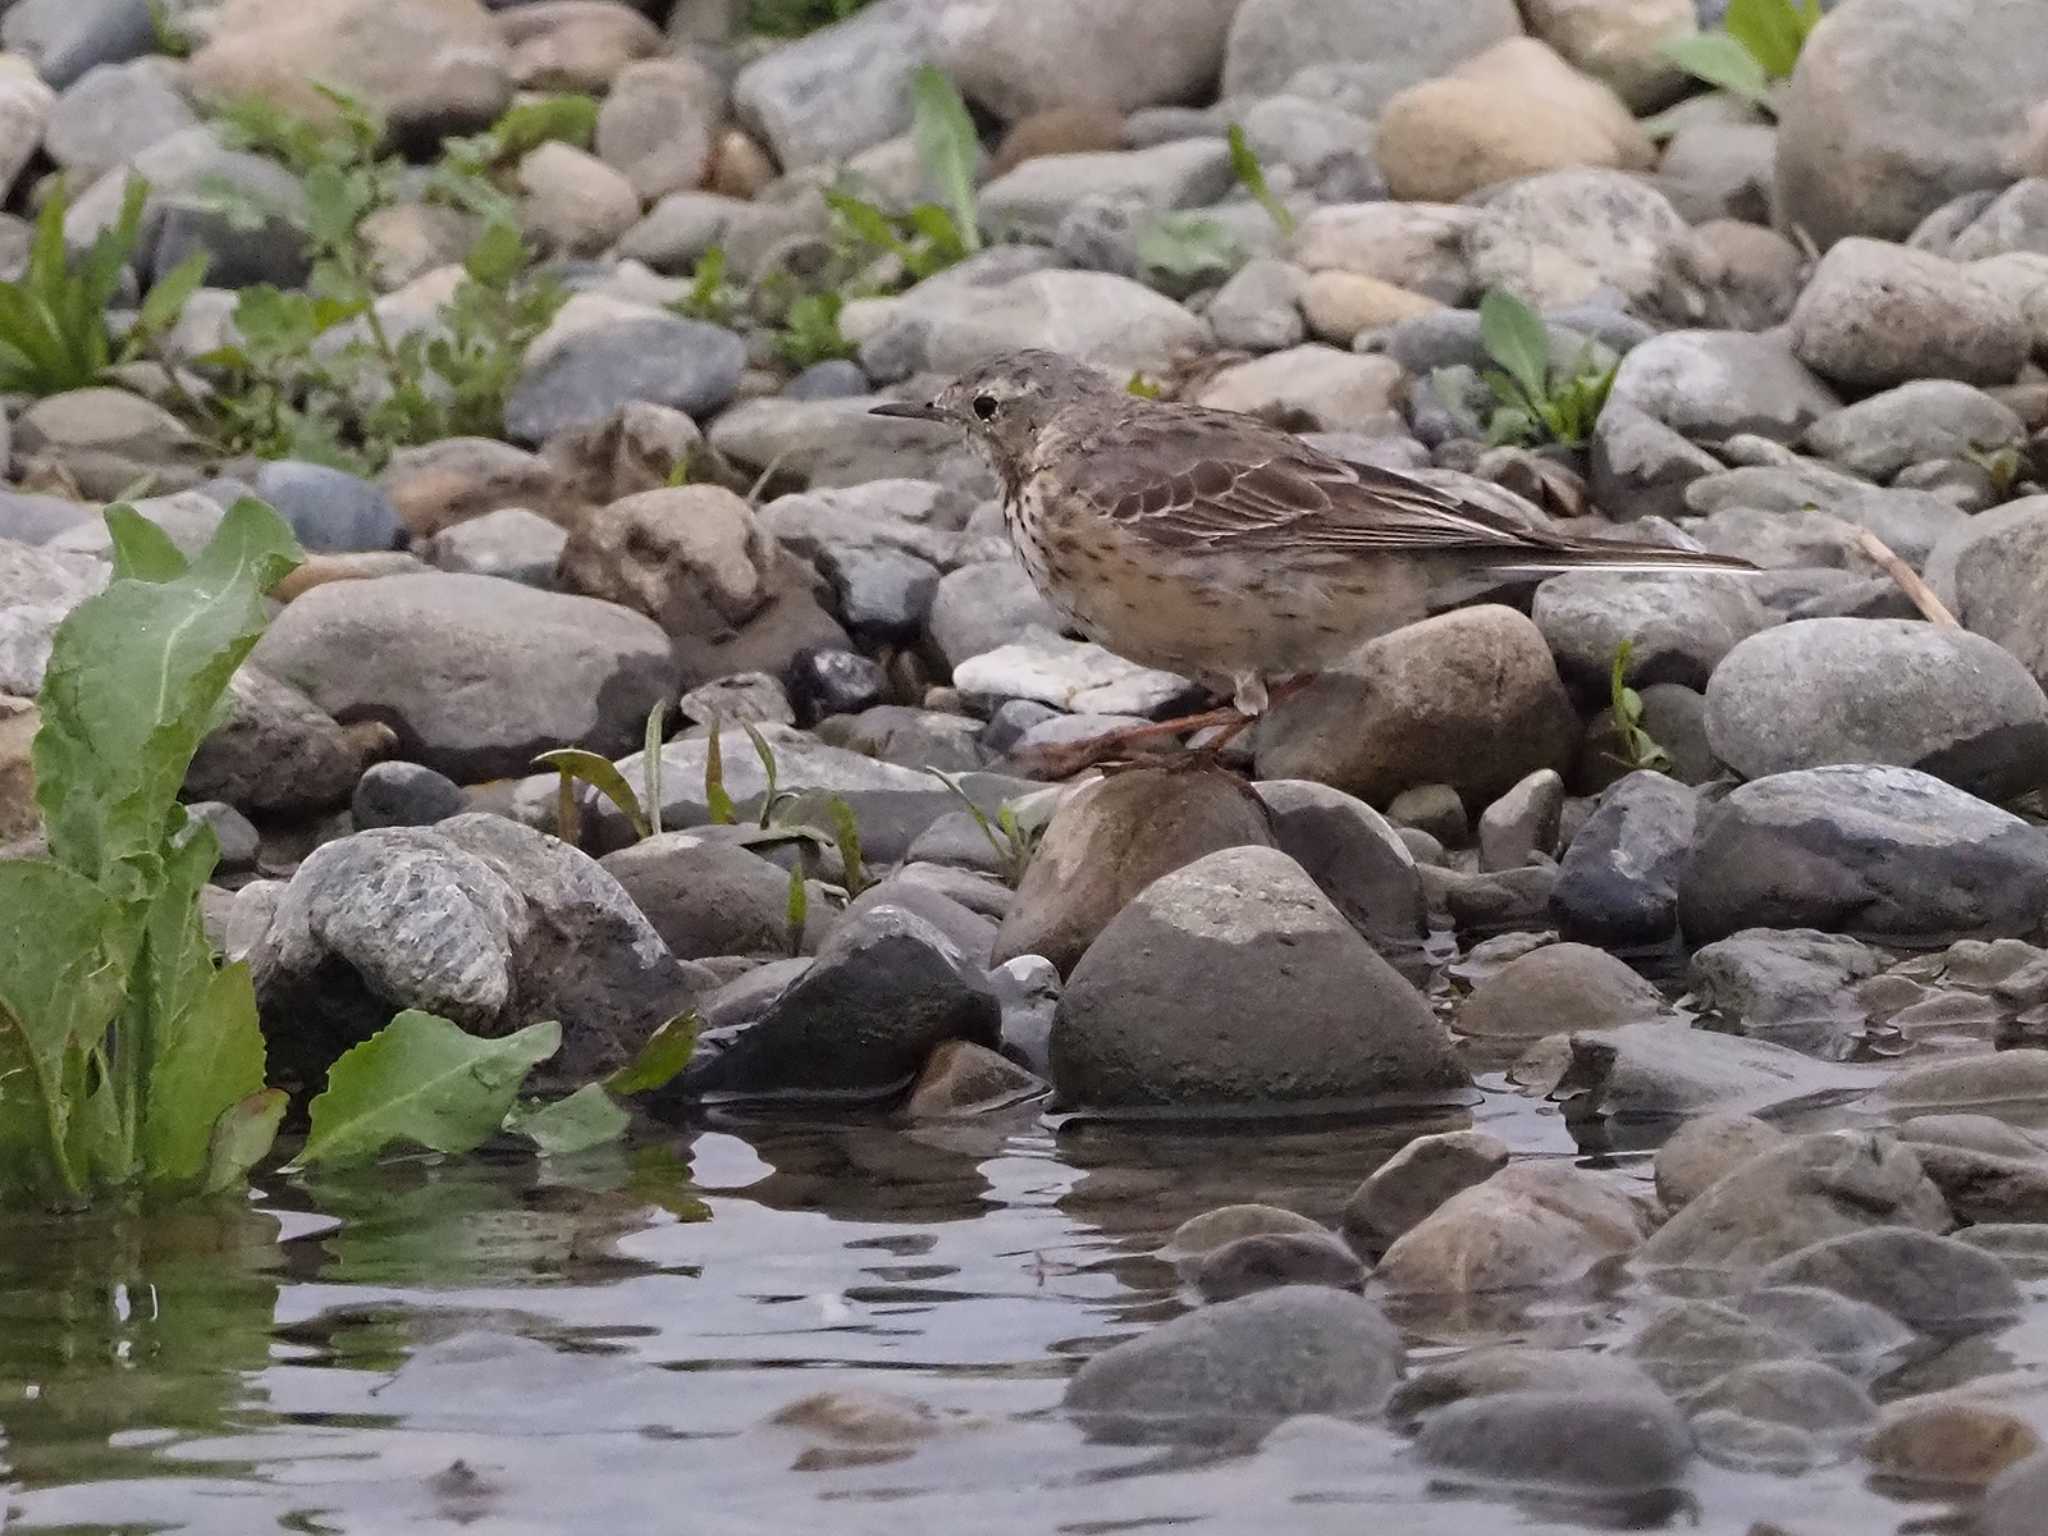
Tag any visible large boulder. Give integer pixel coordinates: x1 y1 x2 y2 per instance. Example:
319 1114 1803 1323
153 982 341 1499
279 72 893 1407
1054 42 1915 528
1052 846 1469 1111
1775 0 2048 248
1942 499 2048 693
1222 0 1524 109
250 573 676 782
935 0 1240 118
1788 238 2028 389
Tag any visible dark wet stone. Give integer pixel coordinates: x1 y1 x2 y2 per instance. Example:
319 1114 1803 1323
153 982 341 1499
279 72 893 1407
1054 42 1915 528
1414 1389 1693 1492
1687 927 1883 1047
1421 862 1559 938
785 646 888 726
351 760 467 829
601 834 805 960
1551 771 1698 949
1343 1129 1508 1249
1063 1286 1404 1443
1163 1204 1330 1274
1906 1141 2048 1225
1552 1022 1878 1127
1756 1229 2021 1327
1192 1230 1367 1303
901 1039 1046 1118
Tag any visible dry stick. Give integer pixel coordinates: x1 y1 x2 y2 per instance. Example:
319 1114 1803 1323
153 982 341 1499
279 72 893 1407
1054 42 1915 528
1855 528 1959 627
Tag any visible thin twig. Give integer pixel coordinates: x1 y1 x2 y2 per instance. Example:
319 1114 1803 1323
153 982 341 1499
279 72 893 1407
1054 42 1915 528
1856 529 1959 627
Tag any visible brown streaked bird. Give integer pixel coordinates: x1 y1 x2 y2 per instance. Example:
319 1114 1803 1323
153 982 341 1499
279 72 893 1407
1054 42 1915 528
872 348 1757 774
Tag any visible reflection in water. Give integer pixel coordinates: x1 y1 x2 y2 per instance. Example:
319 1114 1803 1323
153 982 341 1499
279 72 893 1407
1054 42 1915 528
0 1089 2027 1535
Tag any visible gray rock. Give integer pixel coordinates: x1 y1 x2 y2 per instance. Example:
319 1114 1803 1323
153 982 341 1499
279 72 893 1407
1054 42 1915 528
1689 1360 1874 1433
1222 0 1523 108
1684 463 1971 571
784 359 870 401
188 800 258 874
902 1035 1045 1117
1476 767 1563 871
250 573 677 782
1253 778 1425 963
1386 1345 1665 1431
1738 1285 1915 1378
1343 1129 1508 1249
249 816 705 1092
1162 1203 1330 1270
1789 239 2028 390
1606 328 1840 444
1657 120 1775 224
44 56 197 183
1942 498 2048 693
1636 1131 1950 1271
681 901 999 1100
731 0 938 169
1979 1447 2048 1535
1905 1140 2048 1226
1257 605 1578 809
1875 1048 2048 1117
1705 619 2048 800
351 760 466 828
1463 168 1688 313
1192 1230 1366 1303
1378 1163 1651 1293
1552 771 1697 949
1679 765 2048 946
954 630 1195 718
14 386 210 501
593 54 721 204
1422 862 1559 939
252 461 403 554
600 834 804 961
815 704 985 772
1208 256 1310 353
677 672 794 730
1654 1112 1785 1210
1757 1229 2020 1327
927 559 1065 670
1052 846 1468 1111
1655 217 1807 332
844 874 999 964
185 666 382 817
2 0 152 89
1774 0 2048 247
0 492 96 546
1386 782 1467 848
422 506 567 587
1940 178 2048 261
1588 403 1723 522
1687 927 1883 1043
1803 380 2025 481
1554 1019 1880 1128
937 0 1239 119
978 140 1234 245
1064 1286 1404 1441
1415 1389 1692 1491
1455 943 1666 1041
1624 1299 1807 1396
505 316 746 443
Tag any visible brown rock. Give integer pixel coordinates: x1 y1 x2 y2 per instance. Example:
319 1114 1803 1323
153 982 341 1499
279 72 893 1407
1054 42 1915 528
902 1039 1046 1117
1866 1401 2044 1488
497 0 663 93
989 104 1127 177
990 765 1276 976
709 129 777 199
1653 1111 1785 1210
1256 605 1580 809
539 403 704 510
271 551 429 603
187 0 512 143
518 141 642 257
1344 1129 1510 1248
1454 942 1668 1039
556 485 848 684
380 437 575 538
1378 1163 1653 1294
1300 270 1442 343
597 55 724 202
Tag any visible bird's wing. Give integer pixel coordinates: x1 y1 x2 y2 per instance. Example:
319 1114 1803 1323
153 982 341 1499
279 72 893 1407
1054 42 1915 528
1062 410 1575 557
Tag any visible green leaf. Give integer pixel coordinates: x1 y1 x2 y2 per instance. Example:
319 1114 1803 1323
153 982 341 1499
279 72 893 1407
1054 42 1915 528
739 721 780 829
824 188 907 254
532 748 650 840
34 500 303 896
1227 123 1295 236
1478 288 1552 410
785 861 808 958
825 795 867 896
909 65 982 254
704 724 737 826
1660 31 1775 107
293 1013 563 1170
201 1089 286 1193
130 251 211 354
464 219 528 288
504 1084 629 1156
603 1012 699 1096
1135 212 1246 286
486 94 599 161
104 504 189 583
0 859 127 1203
1722 0 1820 79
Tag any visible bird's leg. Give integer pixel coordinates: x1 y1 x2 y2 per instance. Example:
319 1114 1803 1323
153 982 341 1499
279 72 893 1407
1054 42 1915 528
1010 675 1320 781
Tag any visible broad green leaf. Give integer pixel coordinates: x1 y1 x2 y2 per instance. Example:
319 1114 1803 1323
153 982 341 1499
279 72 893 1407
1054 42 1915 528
105 504 189 583
294 1013 562 1169
504 1084 629 1157
1227 123 1295 236
1660 31 1774 107
604 1012 700 1097
532 748 649 839
1135 213 1245 283
201 1088 286 1193
131 251 211 352
143 953 268 1187
824 188 906 255
909 65 982 254
1478 288 1552 409
464 219 527 288
0 859 126 1203
34 499 302 896
1722 0 1820 79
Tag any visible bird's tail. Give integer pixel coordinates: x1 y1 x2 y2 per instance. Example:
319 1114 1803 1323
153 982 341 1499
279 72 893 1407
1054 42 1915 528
1477 540 1760 579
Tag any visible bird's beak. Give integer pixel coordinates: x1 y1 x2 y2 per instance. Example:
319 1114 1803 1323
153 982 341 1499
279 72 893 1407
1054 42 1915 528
869 400 948 422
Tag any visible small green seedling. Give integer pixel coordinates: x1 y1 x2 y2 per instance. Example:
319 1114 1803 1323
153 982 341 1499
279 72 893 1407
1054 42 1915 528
1605 640 1673 774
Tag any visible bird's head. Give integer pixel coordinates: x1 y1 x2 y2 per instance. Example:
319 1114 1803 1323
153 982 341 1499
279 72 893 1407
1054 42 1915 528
870 349 1115 475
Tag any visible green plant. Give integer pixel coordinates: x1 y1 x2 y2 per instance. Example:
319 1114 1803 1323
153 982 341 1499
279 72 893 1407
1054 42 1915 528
774 290 857 368
746 0 875 38
910 64 983 259
147 0 195 57
1135 212 1246 294
1658 0 1822 119
1127 372 1163 399
924 770 1046 889
1605 640 1672 774
1227 123 1294 237
0 178 209 397
432 93 601 225
673 246 742 328
1471 288 1617 449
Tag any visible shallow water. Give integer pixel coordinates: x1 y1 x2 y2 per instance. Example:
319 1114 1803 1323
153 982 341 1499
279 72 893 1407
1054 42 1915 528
6 1062 2043 1536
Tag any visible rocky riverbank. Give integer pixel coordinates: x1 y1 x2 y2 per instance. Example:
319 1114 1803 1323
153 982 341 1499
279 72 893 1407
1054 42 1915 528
4 0 2048 1526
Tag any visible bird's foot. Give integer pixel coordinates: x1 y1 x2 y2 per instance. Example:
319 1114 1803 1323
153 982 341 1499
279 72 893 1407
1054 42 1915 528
1008 704 1249 781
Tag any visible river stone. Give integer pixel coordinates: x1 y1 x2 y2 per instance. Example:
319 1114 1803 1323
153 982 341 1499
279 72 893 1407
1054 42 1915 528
1377 1163 1650 1294
1705 619 2048 800
680 902 999 1101
351 760 466 828
1343 1130 1509 1248
248 817 704 1092
1775 0 2048 248
1252 778 1425 962
1691 1359 1875 1433
1386 1345 1665 1430
1654 1112 1786 1210
1690 1411 1819 1474
1678 765 2048 946
1789 238 2028 390
599 835 803 961
1605 328 1840 444
184 666 383 816
1192 1230 1367 1303
1463 167 1686 313
1867 1402 2046 1489
1876 1050 2048 1119
250 573 676 782
505 315 746 443
2 0 153 90
1739 1286 1916 1380
1688 927 1883 1045
1415 1390 1692 1491
978 139 1234 245
1533 567 1772 696
731 0 937 170
1052 846 1468 1113
1987 1451 2048 1536
1221 0 1523 107
1550 1020 1878 1125
1942 498 2048 694
1907 1142 2048 1226
1803 380 2025 481
1550 771 1696 949
1625 1299 1809 1396
1636 1131 1950 1271
1453 943 1666 1040
1758 1229 2019 1328
991 767 1274 977
1067 1287 1405 1450
898 1037 1045 1118
1257 605 1578 809
1162 1204 1331 1273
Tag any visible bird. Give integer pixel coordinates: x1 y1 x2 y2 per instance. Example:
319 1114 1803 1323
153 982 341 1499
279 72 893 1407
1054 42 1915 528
872 348 1757 776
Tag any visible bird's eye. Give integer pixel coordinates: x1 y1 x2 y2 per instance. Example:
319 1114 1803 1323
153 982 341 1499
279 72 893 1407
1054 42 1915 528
972 394 998 421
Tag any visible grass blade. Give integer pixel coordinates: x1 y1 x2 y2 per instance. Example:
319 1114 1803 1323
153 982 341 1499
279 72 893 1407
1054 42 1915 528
531 748 649 839
910 65 982 254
